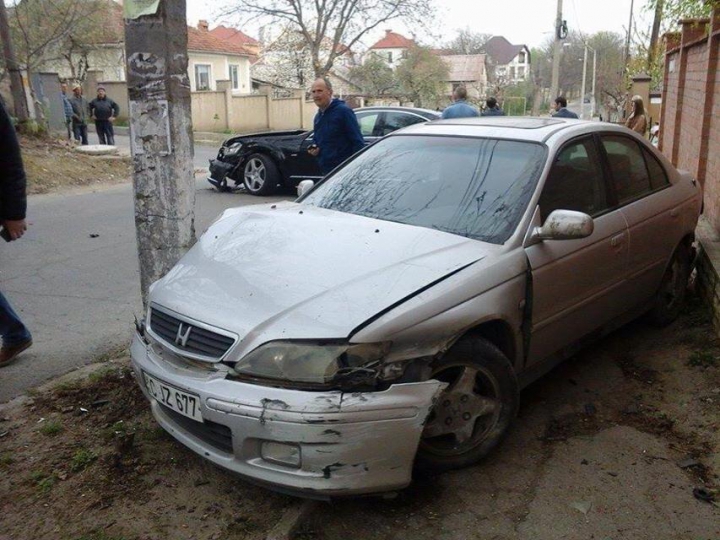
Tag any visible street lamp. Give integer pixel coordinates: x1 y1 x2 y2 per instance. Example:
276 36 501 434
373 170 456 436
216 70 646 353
580 43 597 120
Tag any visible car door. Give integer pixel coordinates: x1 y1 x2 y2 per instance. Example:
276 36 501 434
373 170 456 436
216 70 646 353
525 136 630 364
599 134 685 303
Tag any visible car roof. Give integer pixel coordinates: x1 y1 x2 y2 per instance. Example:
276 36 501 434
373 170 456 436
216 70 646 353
354 106 441 118
393 116 631 144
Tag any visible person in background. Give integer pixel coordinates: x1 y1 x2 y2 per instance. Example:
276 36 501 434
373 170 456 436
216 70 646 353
441 86 480 119
60 82 73 140
308 78 365 175
481 96 505 116
69 84 89 145
625 95 648 136
0 100 32 367
89 86 120 145
551 96 579 119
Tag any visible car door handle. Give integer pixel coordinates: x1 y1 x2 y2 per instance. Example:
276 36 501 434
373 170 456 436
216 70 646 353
610 233 625 248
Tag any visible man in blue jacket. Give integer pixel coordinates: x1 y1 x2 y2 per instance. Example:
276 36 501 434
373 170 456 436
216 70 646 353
308 78 364 175
441 86 480 119
551 96 579 119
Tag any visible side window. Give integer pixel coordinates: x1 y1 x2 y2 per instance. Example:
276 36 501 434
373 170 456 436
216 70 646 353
642 146 670 190
539 138 609 222
355 113 380 137
380 112 425 136
601 136 654 204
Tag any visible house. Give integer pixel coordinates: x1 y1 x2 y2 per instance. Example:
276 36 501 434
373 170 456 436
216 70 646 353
188 21 253 93
39 3 254 95
482 36 531 84
209 25 261 56
366 30 416 69
440 54 487 99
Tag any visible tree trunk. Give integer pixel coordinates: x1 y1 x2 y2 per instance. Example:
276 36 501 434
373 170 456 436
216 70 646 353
0 0 29 122
124 0 196 307
648 0 663 69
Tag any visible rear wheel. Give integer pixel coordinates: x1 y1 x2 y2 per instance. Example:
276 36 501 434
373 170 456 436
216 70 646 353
243 154 280 196
416 337 519 471
647 244 691 326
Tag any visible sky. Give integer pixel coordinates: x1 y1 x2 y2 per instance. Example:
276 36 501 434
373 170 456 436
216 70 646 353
187 0 651 49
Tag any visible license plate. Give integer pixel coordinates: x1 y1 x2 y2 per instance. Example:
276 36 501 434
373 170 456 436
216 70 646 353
143 372 203 423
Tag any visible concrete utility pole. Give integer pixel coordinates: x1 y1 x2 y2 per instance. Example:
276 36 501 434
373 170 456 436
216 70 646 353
0 0 29 122
124 0 196 306
550 0 564 103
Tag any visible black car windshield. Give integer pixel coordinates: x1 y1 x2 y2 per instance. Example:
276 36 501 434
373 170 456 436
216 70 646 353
302 135 546 244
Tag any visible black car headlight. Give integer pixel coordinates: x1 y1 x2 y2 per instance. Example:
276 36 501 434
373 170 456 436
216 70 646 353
231 341 392 385
223 142 243 156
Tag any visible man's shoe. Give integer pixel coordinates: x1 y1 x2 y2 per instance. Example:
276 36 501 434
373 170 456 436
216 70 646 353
0 339 32 367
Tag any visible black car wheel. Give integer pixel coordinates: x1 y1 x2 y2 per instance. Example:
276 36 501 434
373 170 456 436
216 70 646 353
647 243 690 327
243 154 280 196
416 337 519 471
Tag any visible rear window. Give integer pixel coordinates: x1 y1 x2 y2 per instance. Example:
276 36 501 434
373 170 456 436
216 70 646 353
302 135 546 244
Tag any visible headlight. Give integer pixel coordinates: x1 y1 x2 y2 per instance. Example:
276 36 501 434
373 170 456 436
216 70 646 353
223 142 243 156
232 341 391 385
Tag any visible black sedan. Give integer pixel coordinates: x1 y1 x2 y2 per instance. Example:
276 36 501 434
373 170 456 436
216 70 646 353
207 106 441 195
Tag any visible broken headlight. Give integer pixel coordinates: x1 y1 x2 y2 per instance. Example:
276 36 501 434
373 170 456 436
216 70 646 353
231 341 391 385
223 142 243 156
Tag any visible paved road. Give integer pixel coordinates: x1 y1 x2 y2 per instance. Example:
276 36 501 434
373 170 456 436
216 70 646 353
0 170 290 402
112 134 219 170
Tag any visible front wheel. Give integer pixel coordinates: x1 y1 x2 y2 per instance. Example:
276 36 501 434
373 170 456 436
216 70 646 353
243 154 280 196
647 244 691 327
416 337 519 471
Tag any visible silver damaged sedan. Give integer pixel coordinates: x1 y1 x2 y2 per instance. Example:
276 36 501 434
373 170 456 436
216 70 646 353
131 117 702 497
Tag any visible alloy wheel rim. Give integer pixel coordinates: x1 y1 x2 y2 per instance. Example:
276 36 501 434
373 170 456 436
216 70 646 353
244 158 266 191
420 362 502 457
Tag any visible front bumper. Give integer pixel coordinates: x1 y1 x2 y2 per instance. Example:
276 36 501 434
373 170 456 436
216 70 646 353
130 333 444 497
207 159 238 189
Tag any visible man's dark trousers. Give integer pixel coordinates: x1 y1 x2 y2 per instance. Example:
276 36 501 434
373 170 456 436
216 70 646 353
95 120 115 145
73 123 88 145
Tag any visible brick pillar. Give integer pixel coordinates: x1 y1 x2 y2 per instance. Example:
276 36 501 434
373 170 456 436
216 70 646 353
696 10 719 187
216 79 231 131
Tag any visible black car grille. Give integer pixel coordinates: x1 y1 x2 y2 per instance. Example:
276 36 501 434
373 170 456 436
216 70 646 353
150 307 235 360
158 404 234 454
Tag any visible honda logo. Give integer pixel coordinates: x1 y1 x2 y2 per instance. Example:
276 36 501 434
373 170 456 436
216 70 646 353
175 323 192 347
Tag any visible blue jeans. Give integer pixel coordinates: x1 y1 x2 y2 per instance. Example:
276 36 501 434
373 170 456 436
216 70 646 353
0 291 31 347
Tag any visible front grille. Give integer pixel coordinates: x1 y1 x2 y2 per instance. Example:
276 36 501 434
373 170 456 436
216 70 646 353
150 307 235 360
159 404 234 454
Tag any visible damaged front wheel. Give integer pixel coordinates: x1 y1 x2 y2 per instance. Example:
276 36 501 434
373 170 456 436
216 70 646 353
416 337 518 471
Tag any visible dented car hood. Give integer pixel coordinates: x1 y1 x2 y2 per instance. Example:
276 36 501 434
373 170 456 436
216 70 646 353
150 202 491 359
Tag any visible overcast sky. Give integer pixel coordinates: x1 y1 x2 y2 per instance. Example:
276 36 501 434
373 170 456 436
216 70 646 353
187 0 651 49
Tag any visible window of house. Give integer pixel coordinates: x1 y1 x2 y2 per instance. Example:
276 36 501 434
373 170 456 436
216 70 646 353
509 66 516 79
229 65 239 90
517 66 525 78
195 64 211 91
539 137 609 221
387 51 393 63
518 51 526 63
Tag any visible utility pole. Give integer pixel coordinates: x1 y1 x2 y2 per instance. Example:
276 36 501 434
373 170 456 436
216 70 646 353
0 0 29 122
550 0 564 102
648 0 664 69
624 0 635 72
124 0 196 306
580 44 588 119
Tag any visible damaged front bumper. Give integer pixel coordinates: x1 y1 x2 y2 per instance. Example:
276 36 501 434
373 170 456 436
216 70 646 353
207 159 238 190
130 333 445 498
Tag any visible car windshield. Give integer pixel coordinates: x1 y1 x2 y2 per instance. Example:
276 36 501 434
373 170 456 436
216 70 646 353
302 135 546 244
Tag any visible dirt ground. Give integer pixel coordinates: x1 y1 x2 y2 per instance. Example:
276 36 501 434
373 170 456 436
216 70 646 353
0 293 718 540
20 135 131 195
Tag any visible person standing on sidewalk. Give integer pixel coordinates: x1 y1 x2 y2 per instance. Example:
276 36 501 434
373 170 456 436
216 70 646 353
60 82 73 140
441 86 480 119
0 100 33 367
89 86 120 145
69 84 89 145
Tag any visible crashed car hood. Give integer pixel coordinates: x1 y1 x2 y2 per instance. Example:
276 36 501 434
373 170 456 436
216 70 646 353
226 130 309 145
150 202 493 358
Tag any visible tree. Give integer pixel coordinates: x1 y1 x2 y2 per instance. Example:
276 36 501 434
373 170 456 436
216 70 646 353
222 0 434 78
9 0 108 79
253 25 314 89
443 28 491 55
395 45 448 108
646 0 718 20
348 54 398 97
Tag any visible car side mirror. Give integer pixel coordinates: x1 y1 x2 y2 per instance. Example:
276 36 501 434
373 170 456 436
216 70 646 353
532 210 594 241
297 179 315 197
